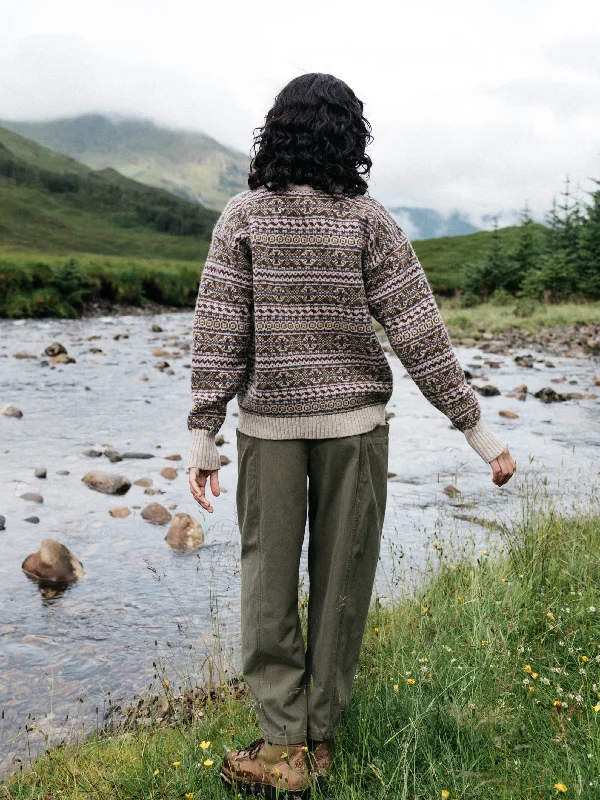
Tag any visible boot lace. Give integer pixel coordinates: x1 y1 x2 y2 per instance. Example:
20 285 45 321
243 737 266 760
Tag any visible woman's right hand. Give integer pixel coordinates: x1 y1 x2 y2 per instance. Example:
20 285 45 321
490 448 516 486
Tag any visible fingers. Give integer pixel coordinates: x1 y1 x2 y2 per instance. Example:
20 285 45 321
490 448 517 487
188 468 220 513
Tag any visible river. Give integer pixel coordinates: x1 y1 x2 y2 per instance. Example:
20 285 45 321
1 311 599 773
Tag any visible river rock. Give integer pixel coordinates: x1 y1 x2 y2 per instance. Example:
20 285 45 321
139 375 149 381
164 454 182 461
114 333 129 340
0 515 5 530
83 449 103 457
215 434 225 446
20 492 43 504
499 410 519 419
151 324 163 333
595 375 600 387
514 355 534 368
22 539 85 584
385 411 396 421
534 387 567 403
160 467 178 480
220 454 231 466
82 471 131 495
34 467 47 479
13 351 37 359
585 393 598 400
44 343 67 357
165 513 204 553
56 469 70 476
443 485 461 498
141 503 172 525
50 353 76 365
154 361 170 370
152 348 169 357
473 384 500 397
144 488 163 495
134 477 153 487
109 507 131 518
104 449 123 463
122 452 154 459
24 516 40 524
2 404 23 418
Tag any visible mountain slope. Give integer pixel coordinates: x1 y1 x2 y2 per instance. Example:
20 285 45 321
0 114 250 211
0 126 218 260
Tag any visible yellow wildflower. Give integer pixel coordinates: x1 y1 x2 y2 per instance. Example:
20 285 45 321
457 595 463 601
482 550 488 556
163 679 169 688
407 678 416 685
172 761 181 767
532 672 538 680
481 640 487 646
523 665 532 674
592 702 600 712
302 745 308 752
451 565 457 570
553 782 567 793
153 769 160 775
274 768 281 777
199 740 211 749
442 791 450 799
203 759 214 767
299 600 306 606
581 655 589 663
529 686 535 693
393 684 399 693
185 794 194 799
546 611 554 619
422 605 430 614
374 627 380 633
553 700 562 708
518 573 524 578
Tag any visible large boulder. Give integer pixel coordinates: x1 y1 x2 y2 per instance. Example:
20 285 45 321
22 539 85 585
165 514 204 553
82 471 131 495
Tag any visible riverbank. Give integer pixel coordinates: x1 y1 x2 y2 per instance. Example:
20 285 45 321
3 505 599 799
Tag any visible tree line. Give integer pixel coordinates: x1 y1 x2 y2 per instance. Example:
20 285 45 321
462 171 600 306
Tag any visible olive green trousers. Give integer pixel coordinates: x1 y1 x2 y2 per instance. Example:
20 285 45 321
235 422 389 745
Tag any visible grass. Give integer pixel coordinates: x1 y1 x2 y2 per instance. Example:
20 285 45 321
3 496 600 799
439 300 600 338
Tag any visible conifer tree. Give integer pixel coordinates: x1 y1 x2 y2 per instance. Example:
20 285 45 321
577 176 600 297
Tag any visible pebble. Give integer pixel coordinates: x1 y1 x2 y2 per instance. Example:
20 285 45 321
133 477 153 487
0 515 5 530
164 454 182 461
13 351 37 359
165 513 204 553
109 507 131 518
141 503 172 525
160 467 178 480
20 492 43 504
2 404 23 418
104 449 123 463
82 471 131 495
44 343 67 357
24 516 40 524
443 485 461 498
34 468 47 479
499 410 519 419
122 452 154 459
473 384 500 397
220 454 231 466
215 434 225 446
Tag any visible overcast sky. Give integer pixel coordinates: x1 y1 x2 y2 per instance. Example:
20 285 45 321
1 0 599 226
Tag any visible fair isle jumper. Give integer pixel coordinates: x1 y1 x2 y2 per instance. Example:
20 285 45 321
188 183 506 471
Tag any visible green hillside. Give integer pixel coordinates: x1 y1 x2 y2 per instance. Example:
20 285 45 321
0 126 218 258
0 114 250 211
413 223 549 295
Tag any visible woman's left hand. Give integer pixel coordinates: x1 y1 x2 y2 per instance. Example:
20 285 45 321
189 467 220 513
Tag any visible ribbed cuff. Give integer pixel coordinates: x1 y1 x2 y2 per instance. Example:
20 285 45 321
188 428 221 471
463 419 507 463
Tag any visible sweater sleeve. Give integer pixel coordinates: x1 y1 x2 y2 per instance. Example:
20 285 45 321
187 197 253 470
363 205 506 463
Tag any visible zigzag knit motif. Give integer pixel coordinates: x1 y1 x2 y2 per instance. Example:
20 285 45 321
188 183 506 470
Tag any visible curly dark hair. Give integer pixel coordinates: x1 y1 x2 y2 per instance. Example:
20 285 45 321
248 73 374 197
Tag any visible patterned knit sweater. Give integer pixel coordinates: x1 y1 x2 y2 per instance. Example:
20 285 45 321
188 182 506 470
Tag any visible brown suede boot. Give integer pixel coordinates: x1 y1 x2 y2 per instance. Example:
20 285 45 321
220 736 312 797
305 738 333 780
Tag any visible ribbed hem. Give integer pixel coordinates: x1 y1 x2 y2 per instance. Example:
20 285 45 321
237 404 387 440
463 419 507 463
188 428 221 471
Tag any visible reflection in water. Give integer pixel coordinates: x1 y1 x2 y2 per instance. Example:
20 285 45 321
0 311 599 773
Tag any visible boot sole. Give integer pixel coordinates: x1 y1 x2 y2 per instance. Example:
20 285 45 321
220 768 311 798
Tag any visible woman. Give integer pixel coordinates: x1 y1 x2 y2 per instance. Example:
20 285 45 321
188 72 516 798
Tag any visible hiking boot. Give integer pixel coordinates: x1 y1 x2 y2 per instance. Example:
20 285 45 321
220 736 312 798
306 738 333 780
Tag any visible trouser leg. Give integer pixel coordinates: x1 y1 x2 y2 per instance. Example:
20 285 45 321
235 429 309 745
304 423 389 741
